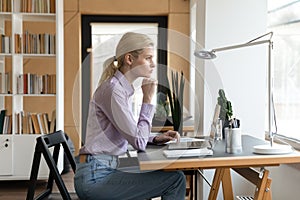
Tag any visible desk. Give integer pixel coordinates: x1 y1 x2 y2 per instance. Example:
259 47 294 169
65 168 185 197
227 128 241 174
138 135 300 200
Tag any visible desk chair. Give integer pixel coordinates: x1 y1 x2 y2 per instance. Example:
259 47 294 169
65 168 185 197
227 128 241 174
26 130 76 200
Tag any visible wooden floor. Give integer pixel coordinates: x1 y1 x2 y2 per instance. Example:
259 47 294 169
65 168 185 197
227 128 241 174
0 171 77 200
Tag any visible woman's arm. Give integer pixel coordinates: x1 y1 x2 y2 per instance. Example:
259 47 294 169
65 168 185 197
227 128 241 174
100 87 154 151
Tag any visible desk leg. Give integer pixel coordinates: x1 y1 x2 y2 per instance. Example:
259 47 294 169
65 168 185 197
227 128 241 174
208 168 233 200
222 168 234 199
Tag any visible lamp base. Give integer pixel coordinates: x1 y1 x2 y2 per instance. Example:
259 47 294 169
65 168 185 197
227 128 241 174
253 144 292 155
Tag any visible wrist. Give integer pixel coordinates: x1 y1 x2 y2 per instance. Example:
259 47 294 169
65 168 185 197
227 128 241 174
153 136 158 144
143 97 152 104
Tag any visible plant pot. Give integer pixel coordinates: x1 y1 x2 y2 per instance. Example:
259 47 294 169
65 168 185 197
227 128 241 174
222 119 230 139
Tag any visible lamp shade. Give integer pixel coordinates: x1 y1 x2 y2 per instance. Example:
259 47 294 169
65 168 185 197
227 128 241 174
194 50 216 59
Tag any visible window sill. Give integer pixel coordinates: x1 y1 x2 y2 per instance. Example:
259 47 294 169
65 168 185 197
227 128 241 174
265 133 300 170
265 133 300 151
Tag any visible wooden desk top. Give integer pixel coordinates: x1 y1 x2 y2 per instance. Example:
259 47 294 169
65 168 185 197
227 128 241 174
138 135 300 171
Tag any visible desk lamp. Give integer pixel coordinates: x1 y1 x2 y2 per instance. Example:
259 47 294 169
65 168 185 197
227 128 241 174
194 32 292 154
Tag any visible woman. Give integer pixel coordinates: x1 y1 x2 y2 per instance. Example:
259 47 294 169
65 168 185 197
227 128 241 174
74 32 186 200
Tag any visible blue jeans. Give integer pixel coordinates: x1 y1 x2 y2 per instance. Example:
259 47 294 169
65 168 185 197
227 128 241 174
74 154 186 200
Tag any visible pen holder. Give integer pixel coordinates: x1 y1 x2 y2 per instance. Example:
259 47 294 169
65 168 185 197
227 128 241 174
225 127 242 154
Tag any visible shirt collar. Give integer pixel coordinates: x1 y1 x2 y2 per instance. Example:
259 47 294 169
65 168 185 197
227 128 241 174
114 70 134 96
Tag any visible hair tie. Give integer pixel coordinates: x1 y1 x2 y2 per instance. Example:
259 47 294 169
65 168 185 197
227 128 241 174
113 56 118 67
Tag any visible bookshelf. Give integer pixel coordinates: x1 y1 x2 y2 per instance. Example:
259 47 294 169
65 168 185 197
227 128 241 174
0 0 63 180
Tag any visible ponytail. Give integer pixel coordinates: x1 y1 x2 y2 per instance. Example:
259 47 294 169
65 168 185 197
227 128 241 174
98 56 118 86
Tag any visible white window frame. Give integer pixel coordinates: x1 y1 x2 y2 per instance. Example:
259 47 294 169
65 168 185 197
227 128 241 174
268 1 300 142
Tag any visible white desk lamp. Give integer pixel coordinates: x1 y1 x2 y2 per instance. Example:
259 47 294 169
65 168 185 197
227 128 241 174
194 32 292 154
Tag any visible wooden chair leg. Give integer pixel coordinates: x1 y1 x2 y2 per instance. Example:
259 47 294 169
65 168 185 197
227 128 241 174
233 168 272 200
253 169 272 200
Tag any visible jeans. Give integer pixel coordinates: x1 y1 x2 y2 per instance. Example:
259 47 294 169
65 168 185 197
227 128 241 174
74 154 186 200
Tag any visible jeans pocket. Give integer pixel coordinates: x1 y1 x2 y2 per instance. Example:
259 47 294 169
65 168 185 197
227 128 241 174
91 159 114 182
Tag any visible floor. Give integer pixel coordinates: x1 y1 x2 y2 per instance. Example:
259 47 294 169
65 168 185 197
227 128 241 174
0 171 77 200
0 169 191 200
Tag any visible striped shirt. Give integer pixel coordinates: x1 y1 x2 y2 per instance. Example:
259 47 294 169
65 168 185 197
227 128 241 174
79 70 155 156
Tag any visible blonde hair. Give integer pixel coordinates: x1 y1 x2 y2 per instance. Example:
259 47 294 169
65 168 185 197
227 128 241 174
99 32 154 85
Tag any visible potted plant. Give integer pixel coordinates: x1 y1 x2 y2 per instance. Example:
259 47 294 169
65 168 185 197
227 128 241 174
217 89 233 138
165 70 185 134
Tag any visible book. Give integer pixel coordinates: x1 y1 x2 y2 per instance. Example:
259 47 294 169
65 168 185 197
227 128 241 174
49 109 56 133
28 113 33 134
42 113 49 134
3 115 9 134
7 114 12 134
0 109 7 134
37 113 45 134
31 113 41 134
50 0 55 13
22 112 29 134
16 112 22 134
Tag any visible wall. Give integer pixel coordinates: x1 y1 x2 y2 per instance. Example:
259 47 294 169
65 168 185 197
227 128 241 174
193 0 268 199
63 0 190 154
193 1 300 199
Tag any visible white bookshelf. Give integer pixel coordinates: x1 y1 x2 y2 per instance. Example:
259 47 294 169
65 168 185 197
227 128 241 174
0 0 63 180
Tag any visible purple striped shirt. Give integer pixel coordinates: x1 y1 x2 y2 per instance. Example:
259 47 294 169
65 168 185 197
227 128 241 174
79 70 155 156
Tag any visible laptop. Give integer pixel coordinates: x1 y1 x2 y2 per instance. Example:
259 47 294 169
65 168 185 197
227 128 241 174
167 135 215 150
164 135 215 158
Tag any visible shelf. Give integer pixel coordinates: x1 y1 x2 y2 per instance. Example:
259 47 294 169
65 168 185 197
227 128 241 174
15 94 56 97
0 54 12 58
8 94 56 97
0 94 13 96
15 53 56 58
13 12 55 22
0 12 12 20
0 0 63 181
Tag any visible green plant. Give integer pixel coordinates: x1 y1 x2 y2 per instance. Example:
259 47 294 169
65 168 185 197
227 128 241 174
217 89 233 121
166 70 185 132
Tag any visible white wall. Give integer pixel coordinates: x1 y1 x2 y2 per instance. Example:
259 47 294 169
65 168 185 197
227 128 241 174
199 0 268 137
192 0 300 199
193 0 268 199
269 165 300 200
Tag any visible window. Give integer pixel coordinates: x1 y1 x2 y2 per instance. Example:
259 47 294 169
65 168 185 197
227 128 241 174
81 16 168 142
268 1 300 140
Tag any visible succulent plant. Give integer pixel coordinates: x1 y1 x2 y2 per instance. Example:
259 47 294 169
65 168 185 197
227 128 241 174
217 89 233 121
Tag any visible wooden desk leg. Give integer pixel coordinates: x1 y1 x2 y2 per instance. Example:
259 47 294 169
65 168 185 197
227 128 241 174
222 168 234 200
208 168 233 200
208 168 223 200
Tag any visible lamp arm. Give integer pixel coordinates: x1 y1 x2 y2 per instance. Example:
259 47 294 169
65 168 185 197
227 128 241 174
247 32 273 44
268 39 273 146
212 39 271 53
